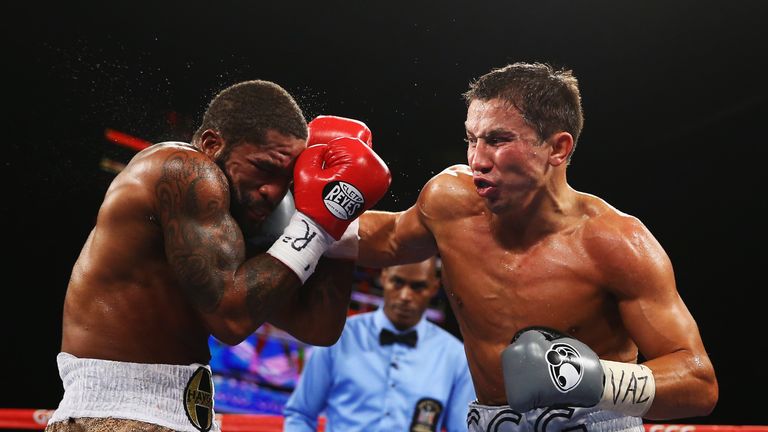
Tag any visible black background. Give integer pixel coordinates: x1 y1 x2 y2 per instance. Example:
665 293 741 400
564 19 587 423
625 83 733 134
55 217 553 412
3 0 767 426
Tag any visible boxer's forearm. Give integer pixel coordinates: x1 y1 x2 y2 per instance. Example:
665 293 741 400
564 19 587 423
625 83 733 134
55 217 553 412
358 210 437 268
640 350 718 420
357 210 399 267
268 258 354 346
202 254 302 345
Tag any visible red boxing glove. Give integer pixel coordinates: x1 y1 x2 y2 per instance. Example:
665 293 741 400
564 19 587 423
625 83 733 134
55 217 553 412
308 115 373 147
293 137 390 239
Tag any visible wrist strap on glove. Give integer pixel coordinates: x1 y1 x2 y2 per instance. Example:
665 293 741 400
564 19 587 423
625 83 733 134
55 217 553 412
596 360 656 417
267 211 334 283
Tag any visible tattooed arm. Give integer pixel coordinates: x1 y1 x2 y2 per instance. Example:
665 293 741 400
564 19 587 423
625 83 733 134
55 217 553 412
268 257 354 346
245 240 354 345
156 148 302 345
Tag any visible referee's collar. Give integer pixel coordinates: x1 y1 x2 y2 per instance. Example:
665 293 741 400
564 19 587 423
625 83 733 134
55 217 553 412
373 307 427 340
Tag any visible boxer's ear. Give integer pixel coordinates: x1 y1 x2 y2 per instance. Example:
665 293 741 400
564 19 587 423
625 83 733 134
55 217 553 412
199 129 225 159
547 132 573 167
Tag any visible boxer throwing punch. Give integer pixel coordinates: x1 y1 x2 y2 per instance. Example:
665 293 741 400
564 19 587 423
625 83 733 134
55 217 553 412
357 63 717 431
48 80 391 432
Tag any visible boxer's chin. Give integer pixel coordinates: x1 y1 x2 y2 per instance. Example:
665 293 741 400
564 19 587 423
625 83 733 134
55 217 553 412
483 197 507 214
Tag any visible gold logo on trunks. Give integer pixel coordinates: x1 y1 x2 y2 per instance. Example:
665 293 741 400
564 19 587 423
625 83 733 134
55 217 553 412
183 367 213 432
409 398 443 432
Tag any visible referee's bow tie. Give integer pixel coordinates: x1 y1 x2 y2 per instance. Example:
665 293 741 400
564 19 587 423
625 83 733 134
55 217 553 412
379 329 418 347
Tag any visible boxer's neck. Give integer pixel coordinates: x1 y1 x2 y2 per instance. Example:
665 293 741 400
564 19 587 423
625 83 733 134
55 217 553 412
489 174 579 247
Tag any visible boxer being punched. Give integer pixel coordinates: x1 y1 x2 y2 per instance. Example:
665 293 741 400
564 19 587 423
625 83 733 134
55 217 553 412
47 81 391 432
358 63 717 431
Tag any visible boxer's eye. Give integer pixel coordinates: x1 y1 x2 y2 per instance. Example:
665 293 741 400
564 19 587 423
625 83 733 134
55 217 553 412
486 134 514 145
251 160 280 176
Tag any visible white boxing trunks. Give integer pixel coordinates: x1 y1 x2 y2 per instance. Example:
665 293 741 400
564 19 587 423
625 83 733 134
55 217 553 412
47 352 220 432
466 401 644 432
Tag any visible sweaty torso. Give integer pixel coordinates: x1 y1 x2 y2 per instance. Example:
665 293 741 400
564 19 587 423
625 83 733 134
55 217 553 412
423 166 638 405
62 143 211 365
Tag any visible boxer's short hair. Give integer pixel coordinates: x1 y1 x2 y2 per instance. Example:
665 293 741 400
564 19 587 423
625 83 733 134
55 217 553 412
464 62 584 160
194 80 308 146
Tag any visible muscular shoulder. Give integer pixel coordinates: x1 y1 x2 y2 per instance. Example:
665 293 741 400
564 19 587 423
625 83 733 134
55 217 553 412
138 143 223 183
136 144 227 205
103 143 228 223
580 196 657 255
579 195 672 292
418 164 483 221
111 143 217 189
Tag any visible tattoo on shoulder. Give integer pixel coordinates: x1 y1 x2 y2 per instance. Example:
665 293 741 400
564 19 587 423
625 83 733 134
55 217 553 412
155 151 229 217
155 151 241 312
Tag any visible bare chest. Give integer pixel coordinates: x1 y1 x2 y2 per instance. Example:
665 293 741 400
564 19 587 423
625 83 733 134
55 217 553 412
433 217 609 337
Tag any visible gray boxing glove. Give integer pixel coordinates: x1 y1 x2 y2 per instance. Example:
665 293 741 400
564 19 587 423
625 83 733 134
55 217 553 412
247 191 296 250
502 327 604 412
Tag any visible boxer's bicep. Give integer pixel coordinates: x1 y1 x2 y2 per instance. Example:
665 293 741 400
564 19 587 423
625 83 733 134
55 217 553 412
594 217 716 415
601 219 701 358
613 244 699 360
155 150 245 313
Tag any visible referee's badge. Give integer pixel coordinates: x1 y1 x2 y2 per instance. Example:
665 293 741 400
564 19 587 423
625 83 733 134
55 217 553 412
183 366 214 431
410 397 443 432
